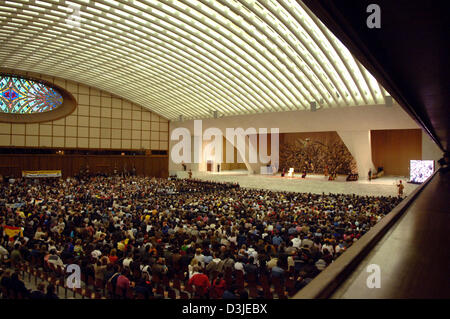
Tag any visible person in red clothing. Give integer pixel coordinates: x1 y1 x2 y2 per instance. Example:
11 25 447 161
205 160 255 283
116 269 132 298
188 267 210 298
108 249 118 264
211 273 226 299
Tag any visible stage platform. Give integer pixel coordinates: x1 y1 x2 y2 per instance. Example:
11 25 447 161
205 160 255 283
173 170 419 197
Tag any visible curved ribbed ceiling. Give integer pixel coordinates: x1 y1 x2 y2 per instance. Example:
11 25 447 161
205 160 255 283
0 0 390 120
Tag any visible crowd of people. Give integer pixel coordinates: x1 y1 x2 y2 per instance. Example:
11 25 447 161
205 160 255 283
0 174 402 299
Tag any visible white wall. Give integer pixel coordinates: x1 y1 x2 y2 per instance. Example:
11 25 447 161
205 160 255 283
169 104 420 174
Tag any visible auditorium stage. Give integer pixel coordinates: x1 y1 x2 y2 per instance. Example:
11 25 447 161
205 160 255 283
174 170 419 197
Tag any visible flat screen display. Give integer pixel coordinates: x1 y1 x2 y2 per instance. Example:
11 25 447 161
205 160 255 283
410 160 434 183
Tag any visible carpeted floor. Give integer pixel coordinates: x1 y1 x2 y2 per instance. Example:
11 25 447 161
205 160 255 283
174 170 419 197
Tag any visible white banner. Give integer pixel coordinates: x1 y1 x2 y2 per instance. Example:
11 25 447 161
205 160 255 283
22 170 62 178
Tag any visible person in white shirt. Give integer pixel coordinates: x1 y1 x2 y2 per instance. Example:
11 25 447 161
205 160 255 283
291 235 302 249
56 218 65 233
123 255 133 268
228 234 237 246
91 249 102 259
94 229 105 240
315 259 327 271
322 243 334 256
141 264 151 277
191 248 205 268
246 247 258 261
220 237 230 247
188 265 200 279
206 252 223 273
34 227 46 241
47 249 64 268
0 244 9 260
234 259 245 273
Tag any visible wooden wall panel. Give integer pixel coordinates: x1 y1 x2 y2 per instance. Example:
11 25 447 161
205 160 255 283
371 129 422 176
0 68 169 152
0 154 168 178
221 136 247 171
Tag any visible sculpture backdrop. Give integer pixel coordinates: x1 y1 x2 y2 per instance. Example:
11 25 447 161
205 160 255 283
279 132 357 175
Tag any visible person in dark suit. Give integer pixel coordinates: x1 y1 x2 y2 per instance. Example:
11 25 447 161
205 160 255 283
45 283 59 299
222 285 239 299
30 282 46 299
9 272 30 298
244 257 258 279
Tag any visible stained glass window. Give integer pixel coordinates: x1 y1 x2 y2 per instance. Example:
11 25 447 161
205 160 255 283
0 75 63 114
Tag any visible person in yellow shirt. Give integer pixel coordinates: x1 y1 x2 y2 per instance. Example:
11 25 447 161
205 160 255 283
117 241 125 252
396 180 405 197
117 238 130 252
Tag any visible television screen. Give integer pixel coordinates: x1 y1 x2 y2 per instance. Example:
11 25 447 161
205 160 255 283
410 160 434 183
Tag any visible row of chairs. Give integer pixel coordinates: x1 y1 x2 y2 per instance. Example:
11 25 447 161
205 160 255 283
12 257 298 299
1 287 26 299
12 258 104 299
153 268 295 299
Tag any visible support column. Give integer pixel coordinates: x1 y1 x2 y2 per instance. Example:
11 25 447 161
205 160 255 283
224 135 254 173
337 130 375 180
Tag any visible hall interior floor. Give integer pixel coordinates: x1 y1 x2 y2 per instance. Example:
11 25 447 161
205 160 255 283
174 170 419 197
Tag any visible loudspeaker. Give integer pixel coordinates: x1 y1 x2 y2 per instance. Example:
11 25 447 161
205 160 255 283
310 101 317 112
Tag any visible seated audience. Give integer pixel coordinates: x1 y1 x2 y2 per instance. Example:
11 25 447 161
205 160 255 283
0 175 402 299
